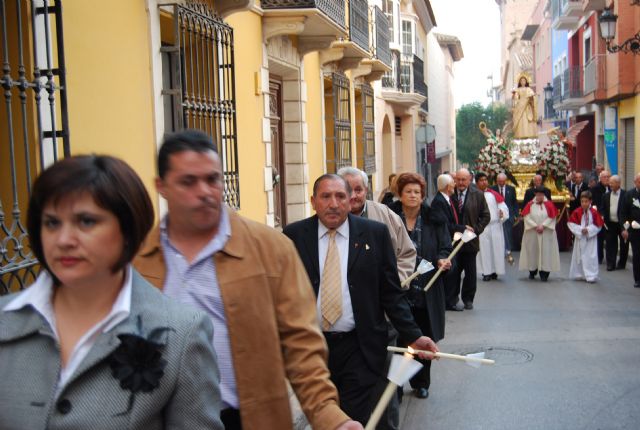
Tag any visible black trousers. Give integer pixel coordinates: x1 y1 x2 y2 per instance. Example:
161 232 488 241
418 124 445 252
631 233 640 283
605 222 629 267
324 331 380 425
221 408 242 430
445 251 478 306
398 307 432 390
597 229 605 264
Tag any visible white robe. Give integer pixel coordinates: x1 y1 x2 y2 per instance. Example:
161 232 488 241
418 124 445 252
568 211 601 282
477 191 509 276
519 203 561 273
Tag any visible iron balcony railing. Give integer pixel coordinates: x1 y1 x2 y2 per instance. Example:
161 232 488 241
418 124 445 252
382 51 398 89
371 6 391 67
348 0 369 52
261 0 346 29
583 54 606 95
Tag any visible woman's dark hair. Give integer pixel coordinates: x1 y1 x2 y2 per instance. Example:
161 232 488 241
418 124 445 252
158 129 217 179
395 172 427 199
27 155 154 282
517 77 530 88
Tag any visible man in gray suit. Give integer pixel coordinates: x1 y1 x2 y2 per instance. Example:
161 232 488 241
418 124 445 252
445 168 490 311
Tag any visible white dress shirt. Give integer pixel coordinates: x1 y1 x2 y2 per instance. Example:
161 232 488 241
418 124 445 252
3 266 133 396
317 220 355 332
610 190 620 222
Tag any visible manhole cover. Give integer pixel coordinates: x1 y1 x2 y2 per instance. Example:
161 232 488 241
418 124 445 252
453 346 534 365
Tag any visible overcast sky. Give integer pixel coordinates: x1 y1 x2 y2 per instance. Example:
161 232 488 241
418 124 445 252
430 0 501 108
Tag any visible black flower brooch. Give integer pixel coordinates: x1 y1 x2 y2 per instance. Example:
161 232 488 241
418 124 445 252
108 315 174 415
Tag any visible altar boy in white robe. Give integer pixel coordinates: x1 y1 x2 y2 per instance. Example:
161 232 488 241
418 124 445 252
519 187 561 281
475 172 509 281
568 191 604 283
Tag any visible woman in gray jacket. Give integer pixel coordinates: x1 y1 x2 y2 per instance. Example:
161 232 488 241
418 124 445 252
0 155 223 430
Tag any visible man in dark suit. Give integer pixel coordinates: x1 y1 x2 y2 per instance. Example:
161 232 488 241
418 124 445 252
445 168 490 311
431 173 466 238
591 170 611 264
603 175 628 271
568 171 589 214
523 174 551 206
491 173 518 263
621 173 640 288
283 174 438 424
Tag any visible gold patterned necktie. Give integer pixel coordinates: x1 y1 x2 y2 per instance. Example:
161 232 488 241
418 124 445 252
321 229 342 330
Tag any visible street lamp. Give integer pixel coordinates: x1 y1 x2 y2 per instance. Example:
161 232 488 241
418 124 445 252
598 7 640 55
543 82 553 119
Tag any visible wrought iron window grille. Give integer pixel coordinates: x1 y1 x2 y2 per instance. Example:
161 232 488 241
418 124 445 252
1 0 70 294
160 0 240 209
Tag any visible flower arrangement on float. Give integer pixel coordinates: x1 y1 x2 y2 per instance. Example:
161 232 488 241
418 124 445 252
476 122 517 185
536 134 571 191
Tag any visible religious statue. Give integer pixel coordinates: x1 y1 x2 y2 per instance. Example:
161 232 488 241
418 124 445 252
511 74 537 139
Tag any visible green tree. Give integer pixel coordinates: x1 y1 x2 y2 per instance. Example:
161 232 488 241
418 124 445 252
456 103 510 167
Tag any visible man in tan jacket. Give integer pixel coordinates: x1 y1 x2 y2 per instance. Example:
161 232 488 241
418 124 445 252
134 130 361 430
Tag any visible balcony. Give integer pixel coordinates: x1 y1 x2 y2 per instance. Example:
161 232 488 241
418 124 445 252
551 0 582 30
381 53 426 111
583 54 607 100
553 65 584 111
582 0 607 12
261 0 347 53
413 56 428 112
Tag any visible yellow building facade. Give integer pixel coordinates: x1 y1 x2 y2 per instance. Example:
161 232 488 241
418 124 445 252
0 0 391 290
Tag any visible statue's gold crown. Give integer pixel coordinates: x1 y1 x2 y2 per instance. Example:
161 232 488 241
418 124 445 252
515 72 532 87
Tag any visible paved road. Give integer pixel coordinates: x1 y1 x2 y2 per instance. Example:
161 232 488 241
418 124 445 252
399 251 640 430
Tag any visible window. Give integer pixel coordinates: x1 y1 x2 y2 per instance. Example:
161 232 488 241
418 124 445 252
382 0 395 44
160 0 240 209
401 20 413 56
395 116 402 136
583 32 592 65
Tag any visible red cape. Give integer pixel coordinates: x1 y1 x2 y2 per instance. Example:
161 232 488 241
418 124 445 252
568 206 604 228
486 188 505 203
521 200 558 218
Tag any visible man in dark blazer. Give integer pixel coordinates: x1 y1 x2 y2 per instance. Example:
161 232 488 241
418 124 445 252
591 170 611 264
491 172 518 263
283 174 438 424
431 173 466 238
602 175 628 271
621 173 640 288
523 174 551 206
445 168 490 311
568 171 589 214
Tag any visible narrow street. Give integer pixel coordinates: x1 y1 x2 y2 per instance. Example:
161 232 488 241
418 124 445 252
399 251 640 430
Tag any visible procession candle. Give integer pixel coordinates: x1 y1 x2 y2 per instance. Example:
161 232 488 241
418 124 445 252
365 349 423 430
422 240 464 292
387 346 495 366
